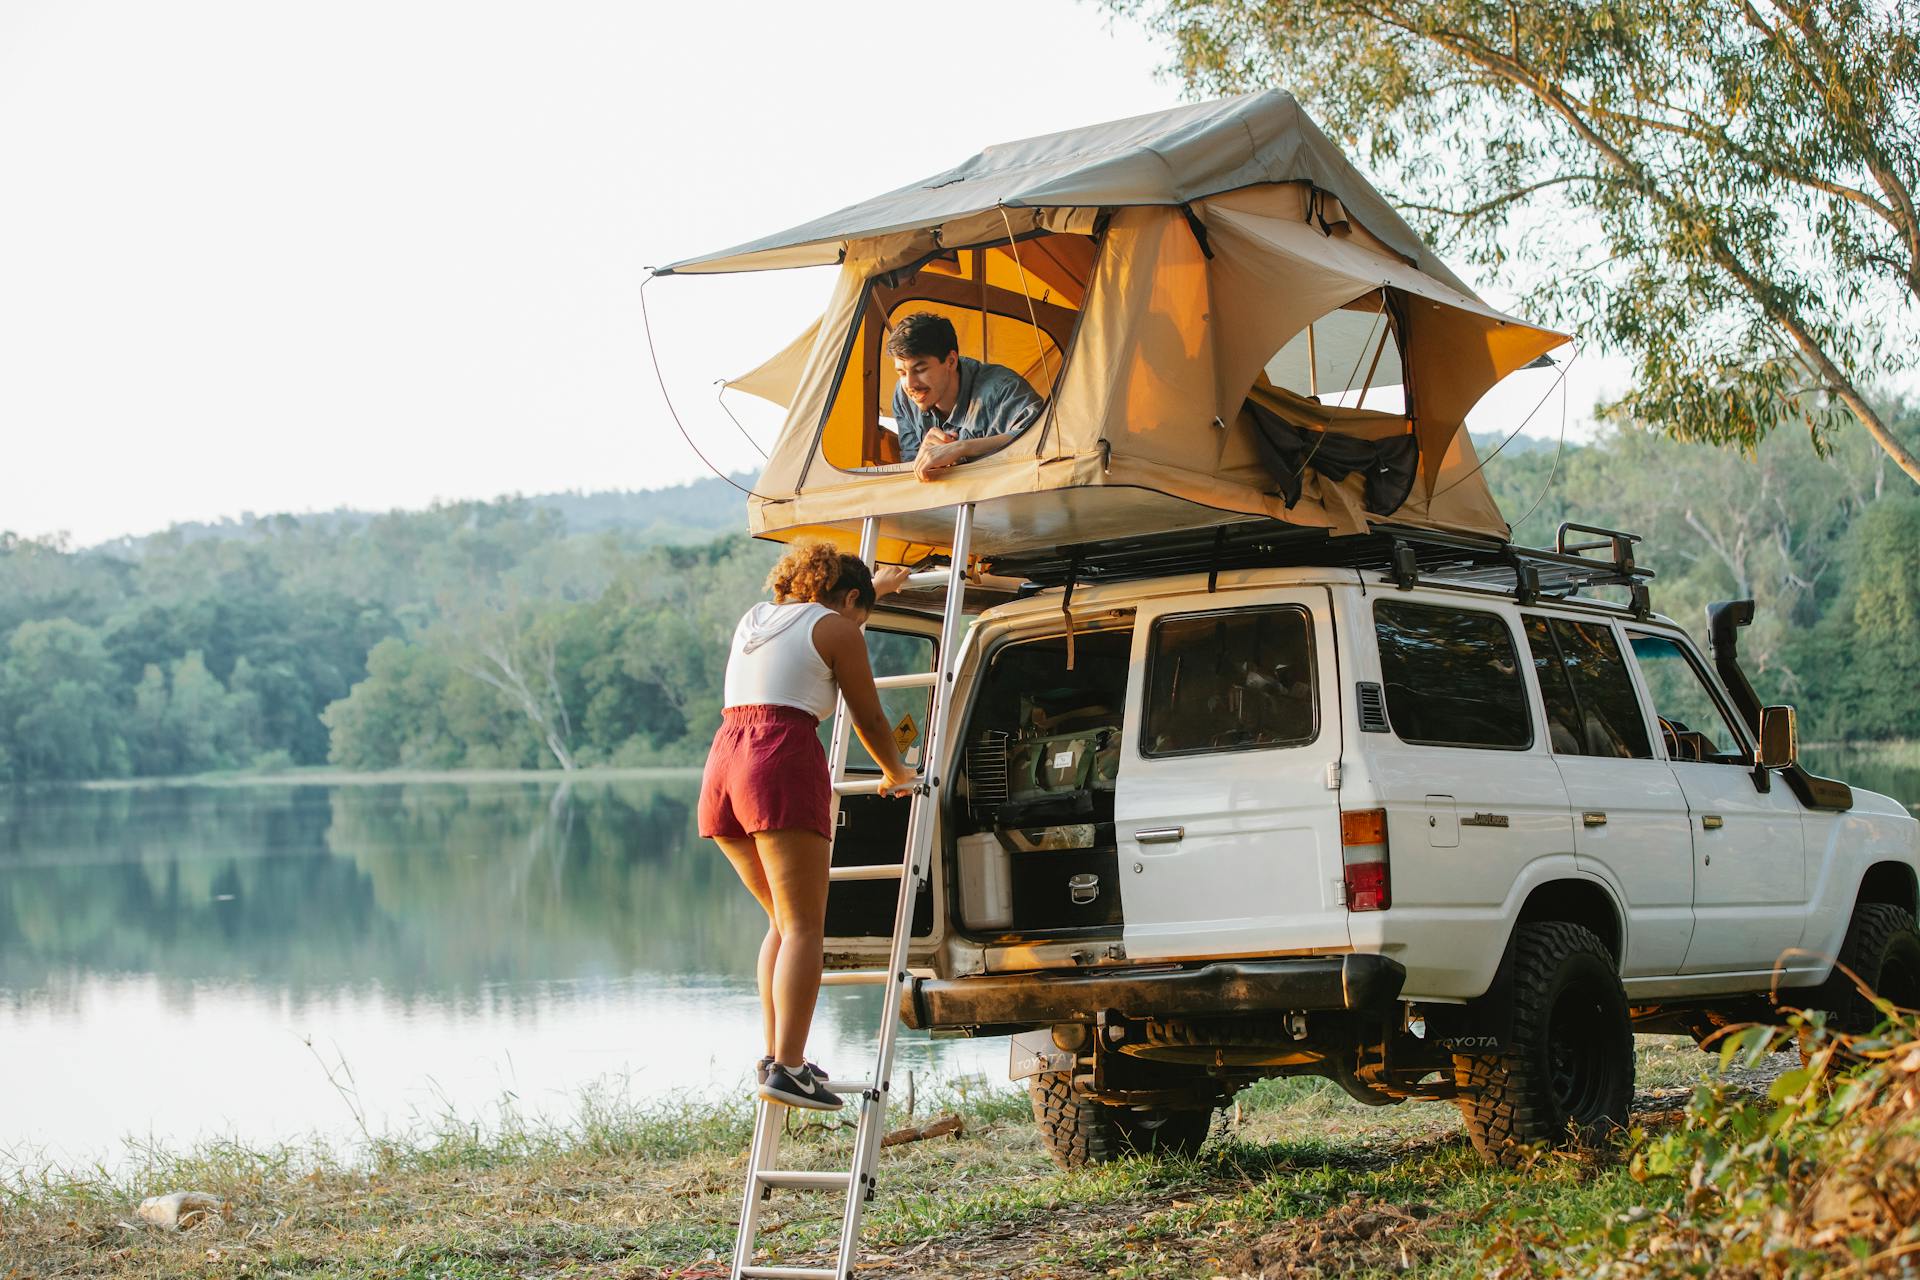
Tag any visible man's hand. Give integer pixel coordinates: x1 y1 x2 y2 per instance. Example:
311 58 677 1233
872 564 911 597
914 437 968 482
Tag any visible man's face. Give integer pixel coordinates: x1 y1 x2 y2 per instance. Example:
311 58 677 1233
894 349 960 414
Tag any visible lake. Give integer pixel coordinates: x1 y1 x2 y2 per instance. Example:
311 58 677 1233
2 748 1913 1176
0 771 1004 1176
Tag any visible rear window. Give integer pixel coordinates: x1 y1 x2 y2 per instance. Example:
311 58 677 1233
1143 606 1317 756
1373 602 1532 749
1523 616 1653 759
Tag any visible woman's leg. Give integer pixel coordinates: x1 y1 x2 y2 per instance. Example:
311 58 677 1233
754 827 833 1067
715 835 780 1057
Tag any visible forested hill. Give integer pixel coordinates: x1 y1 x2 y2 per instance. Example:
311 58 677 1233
86 474 755 559
2 420 1916 784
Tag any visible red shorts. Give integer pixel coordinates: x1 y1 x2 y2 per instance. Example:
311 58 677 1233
698 704 833 842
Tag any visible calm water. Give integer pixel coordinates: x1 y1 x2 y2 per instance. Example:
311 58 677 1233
2 751 1913 1175
0 772 1002 1175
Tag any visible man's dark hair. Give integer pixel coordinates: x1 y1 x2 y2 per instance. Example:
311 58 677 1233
886 312 959 361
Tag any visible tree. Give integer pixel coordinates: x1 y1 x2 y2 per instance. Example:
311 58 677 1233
1812 497 1920 739
1115 0 1920 484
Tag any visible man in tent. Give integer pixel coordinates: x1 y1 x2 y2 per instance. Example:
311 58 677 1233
888 312 1044 481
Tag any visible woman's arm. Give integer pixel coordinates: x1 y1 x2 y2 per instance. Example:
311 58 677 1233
813 613 916 796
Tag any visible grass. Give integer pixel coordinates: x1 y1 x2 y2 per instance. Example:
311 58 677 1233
0 1037 1785 1280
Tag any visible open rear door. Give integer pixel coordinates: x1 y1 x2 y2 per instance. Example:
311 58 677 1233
1117 587 1351 960
824 607 947 959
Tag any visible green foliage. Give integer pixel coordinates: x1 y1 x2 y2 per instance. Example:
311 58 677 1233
1485 1009 1920 1277
0 482 764 782
1479 403 1920 741
1114 0 1920 482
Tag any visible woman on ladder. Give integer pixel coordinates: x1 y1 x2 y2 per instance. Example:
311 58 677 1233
700 541 916 1110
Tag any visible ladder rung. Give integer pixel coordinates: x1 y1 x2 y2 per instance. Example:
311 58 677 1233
818 969 891 986
739 1267 839 1280
831 777 887 797
821 1078 873 1094
755 1169 852 1190
828 863 903 883
904 567 953 590
873 670 938 690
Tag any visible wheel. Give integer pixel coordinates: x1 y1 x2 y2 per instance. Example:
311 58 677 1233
1026 1070 1213 1169
1453 921 1634 1165
1793 902 1920 1037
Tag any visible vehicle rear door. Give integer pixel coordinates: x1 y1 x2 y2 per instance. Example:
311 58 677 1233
1521 613 1696 976
824 608 946 959
1116 588 1349 959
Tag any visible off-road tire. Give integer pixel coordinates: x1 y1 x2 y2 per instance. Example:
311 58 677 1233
1453 921 1634 1166
1027 1071 1212 1169
1793 902 1920 1038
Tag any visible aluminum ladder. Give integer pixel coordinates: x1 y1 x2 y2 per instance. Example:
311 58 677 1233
729 502 975 1280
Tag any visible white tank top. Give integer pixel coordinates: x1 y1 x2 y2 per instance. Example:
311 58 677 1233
723 601 838 721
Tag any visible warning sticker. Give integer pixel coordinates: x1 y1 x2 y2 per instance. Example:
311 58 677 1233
1053 750 1074 769
893 713 918 753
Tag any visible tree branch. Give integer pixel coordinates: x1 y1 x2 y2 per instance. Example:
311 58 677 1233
1393 172 1608 222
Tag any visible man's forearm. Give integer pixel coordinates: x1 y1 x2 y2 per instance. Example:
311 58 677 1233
955 433 1012 461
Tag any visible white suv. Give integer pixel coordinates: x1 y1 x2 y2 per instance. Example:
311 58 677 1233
824 525 1920 1166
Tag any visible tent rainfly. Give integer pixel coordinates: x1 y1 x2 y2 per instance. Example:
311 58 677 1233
658 90 1567 566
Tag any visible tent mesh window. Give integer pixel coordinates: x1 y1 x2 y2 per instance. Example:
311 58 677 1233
819 234 1099 472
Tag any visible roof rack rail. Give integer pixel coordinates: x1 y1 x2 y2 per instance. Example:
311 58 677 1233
987 520 1654 609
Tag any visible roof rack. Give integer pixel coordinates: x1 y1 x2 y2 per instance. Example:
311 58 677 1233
986 519 1654 612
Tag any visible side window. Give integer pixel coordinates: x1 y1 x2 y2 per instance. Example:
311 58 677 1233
1143 606 1317 756
1373 602 1532 750
1523 616 1653 759
1626 634 1748 764
844 629 934 770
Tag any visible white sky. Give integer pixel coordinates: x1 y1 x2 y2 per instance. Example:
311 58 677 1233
0 0 1623 547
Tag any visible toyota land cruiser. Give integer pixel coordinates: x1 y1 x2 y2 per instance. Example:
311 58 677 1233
824 522 1920 1167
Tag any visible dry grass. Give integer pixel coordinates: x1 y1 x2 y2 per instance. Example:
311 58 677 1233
0 1039 1804 1280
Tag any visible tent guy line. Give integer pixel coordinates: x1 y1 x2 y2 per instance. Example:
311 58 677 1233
638 271 773 502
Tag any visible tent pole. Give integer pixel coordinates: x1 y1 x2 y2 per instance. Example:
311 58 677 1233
1307 323 1318 398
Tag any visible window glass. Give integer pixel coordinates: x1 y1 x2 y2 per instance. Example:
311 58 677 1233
1523 616 1653 758
1143 607 1316 756
1626 634 1747 763
1374 602 1532 749
841 630 934 770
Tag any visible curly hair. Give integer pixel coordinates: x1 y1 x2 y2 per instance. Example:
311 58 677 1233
766 540 876 610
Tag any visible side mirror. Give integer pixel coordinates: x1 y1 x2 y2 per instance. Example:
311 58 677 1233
1757 705 1798 769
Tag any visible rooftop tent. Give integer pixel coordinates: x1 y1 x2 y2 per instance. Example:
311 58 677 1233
667 91 1566 565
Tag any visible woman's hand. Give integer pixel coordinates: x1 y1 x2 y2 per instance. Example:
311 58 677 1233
872 564 911 598
879 762 919 798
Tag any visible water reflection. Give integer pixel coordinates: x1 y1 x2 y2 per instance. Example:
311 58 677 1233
0 775 1002 1172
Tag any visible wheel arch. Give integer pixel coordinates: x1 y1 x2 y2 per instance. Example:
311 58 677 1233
1515 877 1625 966
1857 861 1919 918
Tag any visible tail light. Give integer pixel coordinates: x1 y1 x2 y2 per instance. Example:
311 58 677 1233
1341 807 1391 912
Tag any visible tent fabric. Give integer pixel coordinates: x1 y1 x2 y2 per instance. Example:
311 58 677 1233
666 91 1567 563
661 91 1476 298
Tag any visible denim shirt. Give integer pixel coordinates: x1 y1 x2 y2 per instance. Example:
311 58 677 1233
891 356 1045 461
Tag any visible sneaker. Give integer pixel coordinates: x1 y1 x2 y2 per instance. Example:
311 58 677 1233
756 1056 826 1086
759 1062 844 1111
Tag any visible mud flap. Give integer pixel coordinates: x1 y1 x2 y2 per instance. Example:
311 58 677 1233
1010 1030 1076 1081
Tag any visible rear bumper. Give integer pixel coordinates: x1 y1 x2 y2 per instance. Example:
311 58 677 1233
901 953 1407 1030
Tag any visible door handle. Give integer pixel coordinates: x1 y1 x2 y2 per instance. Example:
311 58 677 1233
1701 814 1724 830
1582 811 1608 828
1135 826 1185 845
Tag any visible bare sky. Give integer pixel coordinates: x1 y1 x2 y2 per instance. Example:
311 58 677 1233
0 0 1614 547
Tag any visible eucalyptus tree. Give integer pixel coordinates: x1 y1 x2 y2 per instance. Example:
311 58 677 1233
1115 0 1920 483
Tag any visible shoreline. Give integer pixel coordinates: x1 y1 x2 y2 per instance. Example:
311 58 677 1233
72 764 706 791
